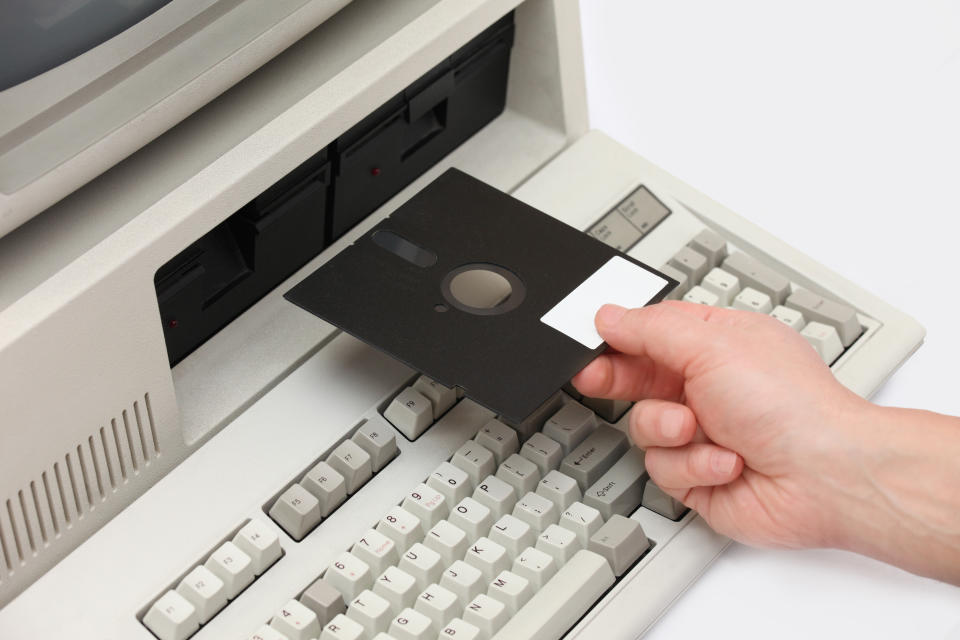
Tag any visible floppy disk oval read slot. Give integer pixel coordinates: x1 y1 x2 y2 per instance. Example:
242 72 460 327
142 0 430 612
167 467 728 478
284 169 675 423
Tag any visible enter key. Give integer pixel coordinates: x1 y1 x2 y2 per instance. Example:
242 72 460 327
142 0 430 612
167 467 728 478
559 426 628 491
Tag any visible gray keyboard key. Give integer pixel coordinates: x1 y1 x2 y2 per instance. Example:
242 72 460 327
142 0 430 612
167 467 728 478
588 515 650 576
519 432 563 477
327 439 373 494
641 481 688 520
615 185 671 234
658 263 689 300
559 425 628 491
581 396 632 423
721 253 791 305
587 210 643 252
582 448 648 519
668 246 709 284
300 578 346 626
785 288 861 347
687 228 728 268
542 403 597 455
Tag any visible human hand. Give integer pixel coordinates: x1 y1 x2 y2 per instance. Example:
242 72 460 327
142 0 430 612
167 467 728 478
571 301 870 550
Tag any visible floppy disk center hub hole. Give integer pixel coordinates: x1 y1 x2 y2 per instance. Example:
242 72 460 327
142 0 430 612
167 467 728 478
441 263 525 315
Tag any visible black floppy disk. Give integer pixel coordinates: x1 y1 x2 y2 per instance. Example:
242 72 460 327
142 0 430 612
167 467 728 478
285 169 674 423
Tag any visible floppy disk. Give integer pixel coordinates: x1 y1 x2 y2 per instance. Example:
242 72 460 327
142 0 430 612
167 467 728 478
285 169 674 423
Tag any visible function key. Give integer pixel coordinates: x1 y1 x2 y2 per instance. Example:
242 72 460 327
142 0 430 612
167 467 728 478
269 484 322 541
352 419 398 472
143 590 199 640
175 565 227 624
233 519 282 574
326 440 372 494
204 541 254 599
411 376 457 419
383 387 434 440
301 461 347 517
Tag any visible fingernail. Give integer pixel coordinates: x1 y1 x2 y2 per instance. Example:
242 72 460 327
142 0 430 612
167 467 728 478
660 407 685 439
711 450 738 475
596 304 627 330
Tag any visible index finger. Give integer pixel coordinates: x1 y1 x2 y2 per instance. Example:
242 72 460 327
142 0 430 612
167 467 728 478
595 302 726 378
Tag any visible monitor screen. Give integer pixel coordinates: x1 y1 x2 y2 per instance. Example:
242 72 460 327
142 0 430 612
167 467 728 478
0 0 172 91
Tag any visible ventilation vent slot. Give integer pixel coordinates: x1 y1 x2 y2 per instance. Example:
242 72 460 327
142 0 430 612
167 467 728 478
0 393 159 578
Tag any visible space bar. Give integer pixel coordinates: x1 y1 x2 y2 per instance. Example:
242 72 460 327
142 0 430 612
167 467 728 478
492 550 615 640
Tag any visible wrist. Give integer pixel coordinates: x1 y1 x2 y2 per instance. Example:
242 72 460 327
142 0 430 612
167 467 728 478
826 401 960 583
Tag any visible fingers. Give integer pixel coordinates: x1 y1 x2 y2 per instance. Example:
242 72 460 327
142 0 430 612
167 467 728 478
595 302 724 377
645 442 743 490
628 399 697 448
571 353 685 402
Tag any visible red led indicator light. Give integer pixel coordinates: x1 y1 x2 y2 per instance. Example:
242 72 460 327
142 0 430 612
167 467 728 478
168 319 178 328
370 167 381 177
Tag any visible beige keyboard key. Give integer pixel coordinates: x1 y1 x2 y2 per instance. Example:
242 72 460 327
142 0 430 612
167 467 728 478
732 287 773 313
770 305 805 331
423 519 469 566
536 470 581 511
352 419 399 472
412 376 457 419
465 537 510 581
233 519 282 574
204 541 254 598
722 252 791 305
270 598 320 640
668 246 709 284
269 483 322 540
175 565 226 624
413 583 459 632
519 432 563 476
642 481 688 520
440 619 481 640
373 566 418 612
473 475 517 519
384 387 434 440
512 492 558 533
495 453 541 496
489 514 536 555
347 589 392 637
398 543 443 590
683 285 719 306
786 288 861 346
427 461 472 504
491 551 614 640
402 483 446 529
451 440 497 486
324 551 373 602
143 590 199 640
320 613 365 640
700 267 741 306
558 501 604 547
582 448 648 520
801 321 844 363
327 439 373 494
511 546 556 590
487 570 533 615
247 625 288 640
300 461 347 517
351 528 399 576
448 497 494 541
377 506 423 552
536 524 582 565
475 419 519 465
464 593 510 638
441 560 485 606
388 607 434 640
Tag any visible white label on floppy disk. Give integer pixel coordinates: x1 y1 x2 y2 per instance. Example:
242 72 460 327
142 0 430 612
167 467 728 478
540 256 669 349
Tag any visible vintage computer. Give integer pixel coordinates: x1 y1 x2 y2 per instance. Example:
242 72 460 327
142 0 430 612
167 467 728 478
0 0 925 638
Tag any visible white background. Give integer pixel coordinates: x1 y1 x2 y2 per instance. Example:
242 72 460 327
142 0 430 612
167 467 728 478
579 1 960 638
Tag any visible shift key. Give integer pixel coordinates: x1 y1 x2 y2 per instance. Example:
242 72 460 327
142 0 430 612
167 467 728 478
559 426 628 491
583 449 648 520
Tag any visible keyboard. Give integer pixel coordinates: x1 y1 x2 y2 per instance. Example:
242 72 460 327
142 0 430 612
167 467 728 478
0 132 924 639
